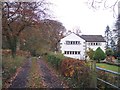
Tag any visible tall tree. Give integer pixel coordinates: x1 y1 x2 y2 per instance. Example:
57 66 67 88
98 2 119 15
39 19 66 51
20 19 66 55
2 1 50 57
115 14 120 58
104 25 111 49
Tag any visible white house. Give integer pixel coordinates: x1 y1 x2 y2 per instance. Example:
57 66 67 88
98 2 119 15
59 32 106 60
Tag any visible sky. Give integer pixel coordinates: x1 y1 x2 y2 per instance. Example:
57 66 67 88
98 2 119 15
49 0 118 36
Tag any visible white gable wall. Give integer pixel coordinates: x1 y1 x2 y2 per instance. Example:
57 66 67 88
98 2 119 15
60 33 86 60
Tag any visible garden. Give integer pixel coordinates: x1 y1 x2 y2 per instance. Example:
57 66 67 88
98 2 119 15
2 47 120 89
87 47 120 89
42 47 120 89
43 52 92 88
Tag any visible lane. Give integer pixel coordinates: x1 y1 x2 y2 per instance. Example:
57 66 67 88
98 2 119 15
38 59 67 88
9 58 31 88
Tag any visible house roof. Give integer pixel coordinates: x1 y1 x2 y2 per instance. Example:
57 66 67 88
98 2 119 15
61 32 106 42
80 35 106 42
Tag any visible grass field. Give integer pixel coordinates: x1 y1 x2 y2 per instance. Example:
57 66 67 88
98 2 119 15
96 63 119 72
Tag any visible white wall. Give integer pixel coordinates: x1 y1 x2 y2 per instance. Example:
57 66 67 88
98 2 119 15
60 33 106 60
60 33 86 60
86 42 106 52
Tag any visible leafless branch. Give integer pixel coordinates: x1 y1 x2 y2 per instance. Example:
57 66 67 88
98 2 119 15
87 0 119 17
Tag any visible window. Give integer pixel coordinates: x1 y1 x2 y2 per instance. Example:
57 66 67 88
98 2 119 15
77 41 80 44
73 41 75 44
67 51 69 54
66 41 70 45
64 51 81 55
88 42 102 46
75 41 78 44
75 51 77 54
66 41 80 45
72 51 74 54
78 51 80 54
64 51 67 54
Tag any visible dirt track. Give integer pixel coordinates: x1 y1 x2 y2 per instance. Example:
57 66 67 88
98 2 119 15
38 59 68 88
9 58 68 88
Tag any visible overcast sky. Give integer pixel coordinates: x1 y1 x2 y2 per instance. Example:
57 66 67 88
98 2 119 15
49 0 117 36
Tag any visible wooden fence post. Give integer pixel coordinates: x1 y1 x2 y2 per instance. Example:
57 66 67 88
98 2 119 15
90 60 97 88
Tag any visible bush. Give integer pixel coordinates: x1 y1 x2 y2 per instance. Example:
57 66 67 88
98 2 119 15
61 58 91 88
44 52 92 88
45 52 65 70
86 48 95 59
93 47 106 62
105 49 114 56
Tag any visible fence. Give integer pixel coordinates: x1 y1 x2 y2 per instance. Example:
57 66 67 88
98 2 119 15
96 67 120 89
89 60 120 89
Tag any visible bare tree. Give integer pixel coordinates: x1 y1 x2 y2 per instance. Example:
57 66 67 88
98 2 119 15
87 0 119 17
20 19 66 55
2 1 51 57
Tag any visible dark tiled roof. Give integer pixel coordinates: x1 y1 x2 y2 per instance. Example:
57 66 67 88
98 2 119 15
80 35 106 42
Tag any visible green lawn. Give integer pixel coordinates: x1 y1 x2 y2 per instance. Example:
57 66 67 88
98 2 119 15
96 63 119 72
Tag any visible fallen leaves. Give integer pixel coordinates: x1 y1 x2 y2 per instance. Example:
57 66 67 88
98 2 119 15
2 54 26 88
27 57 43 88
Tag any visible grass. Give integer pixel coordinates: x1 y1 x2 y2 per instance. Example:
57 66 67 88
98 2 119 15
2 54 26 88
96 63 119 72
27 57 43 88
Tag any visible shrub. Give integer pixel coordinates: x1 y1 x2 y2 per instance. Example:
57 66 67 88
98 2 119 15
44 52 91 88
86 48 95 59
61 58 91 88
45 52 65 70
93 47 106 62
105 49 114 56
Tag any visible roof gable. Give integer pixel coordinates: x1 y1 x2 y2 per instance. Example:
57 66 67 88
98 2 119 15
61 32 85 41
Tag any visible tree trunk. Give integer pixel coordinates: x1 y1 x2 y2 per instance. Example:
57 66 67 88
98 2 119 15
6 35 18 58
11 36 18 58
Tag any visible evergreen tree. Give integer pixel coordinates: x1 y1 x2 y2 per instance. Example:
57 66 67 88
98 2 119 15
93 47 106 62
104 25 112 49
115 14 120 59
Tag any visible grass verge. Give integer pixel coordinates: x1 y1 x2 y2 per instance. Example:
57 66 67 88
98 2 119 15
2 55 26 88
96 63 119 72
27 57 43 88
